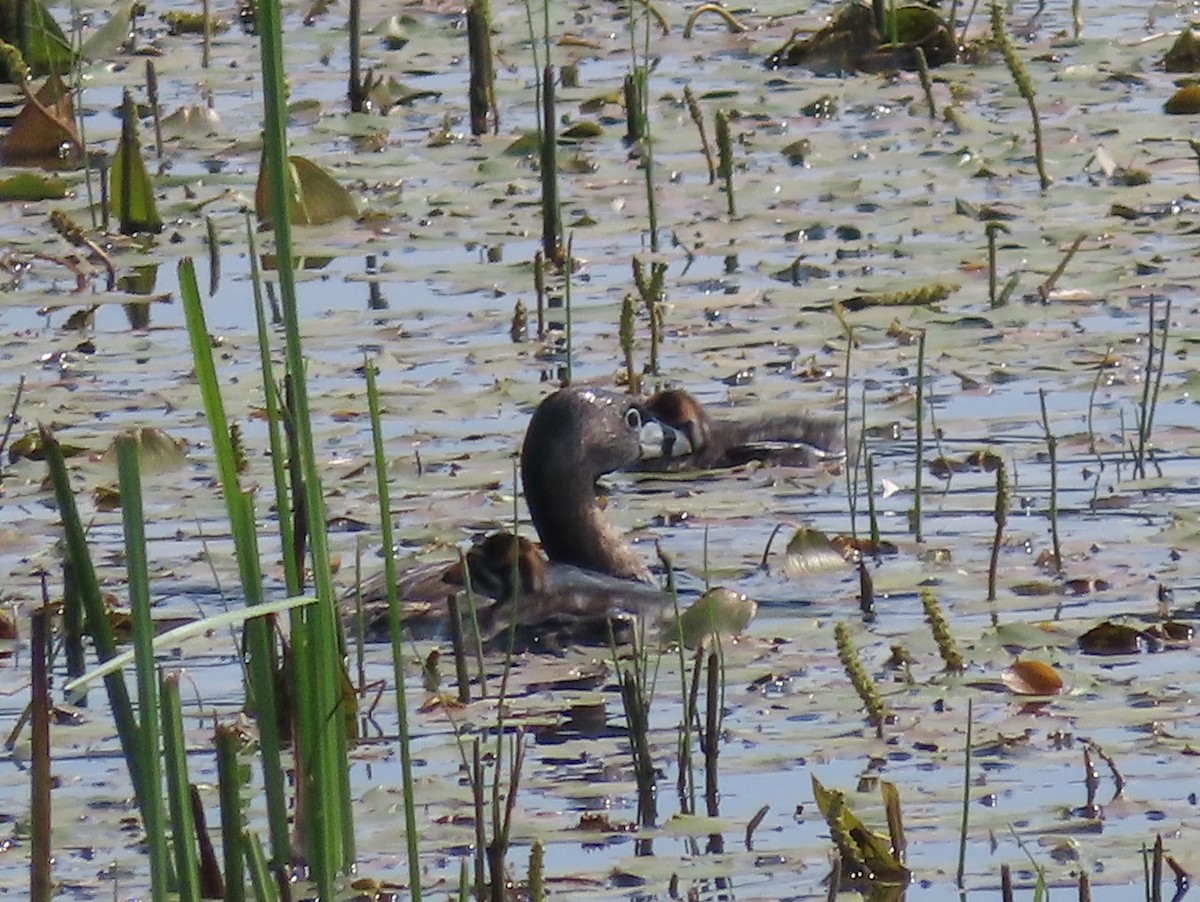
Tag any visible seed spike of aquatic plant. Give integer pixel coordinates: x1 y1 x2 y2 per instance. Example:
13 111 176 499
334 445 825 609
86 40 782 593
684 86 717 184
715 109 736 217
920 587 964 672
1038 390 1063 573
364 357 423 899
987 459 1008 602
991 0 1050 190
833 621 889 732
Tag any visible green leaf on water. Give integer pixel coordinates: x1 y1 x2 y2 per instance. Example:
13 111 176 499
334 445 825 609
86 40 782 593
674 587 757 647
0 171 67 201
110 93 163 235
254 153 358 226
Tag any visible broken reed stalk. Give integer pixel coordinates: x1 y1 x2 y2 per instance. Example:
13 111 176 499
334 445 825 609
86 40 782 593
1085 347 1111 460
911 329 926 542
446 593 471 703
214 724 246 900
865 451 881 550
146 60 163 158
955 696 973 887
467 0 495 135
914 46 935 121
985 221 1009 307
620 293 639 392
1134 295 1171 480
533 249 546 339
1038 233 1085 300
991 0 1050 189
703 646 721 817
623 69 647 143
987 458 1008 602
1038 389 1063 573
632 257 665 375
348 0 364 111
564 232 574 384
539 65 563 264
1000 863 1014 901
714 110 736 217
684 86 717 184
833 621 889 735
920 588 964 672
842 331 857 539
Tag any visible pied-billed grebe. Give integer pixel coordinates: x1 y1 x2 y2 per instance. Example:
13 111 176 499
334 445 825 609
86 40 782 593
348 387 690 638
641 388 845 470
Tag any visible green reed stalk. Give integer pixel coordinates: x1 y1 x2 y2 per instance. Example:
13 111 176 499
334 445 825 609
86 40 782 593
911 330 926 541
715 110 736 217
528 840 545 902
117 438 170 900
42 428 148 809
991 0 1050 189
985 221 1009 307
215 725 246 902
161 673 200 902
244 831 279 902
843 330 856 539
364 358 423 899
30 608 51 902
703 646 722 817
539 64 562 264
564 232 574 383
246 216 297 592
258 0 355 883
914 46 935 120
1037 390 1063 573
620 293 637 391
955 697 972 887
987 459 1008 602
347 0 363 111
1135 296 1171 480
866 452 881 550
179 259 290 873
467 0 495 134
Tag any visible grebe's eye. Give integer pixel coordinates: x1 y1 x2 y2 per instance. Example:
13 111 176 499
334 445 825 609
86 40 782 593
625 407 642 429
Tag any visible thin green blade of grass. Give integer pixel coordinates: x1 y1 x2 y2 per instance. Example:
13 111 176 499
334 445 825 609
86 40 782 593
41 426 148 812
257 0 355 881
116 437 171 900
364 358 423 900
215 724 246 902
245 213 298 593
178 256 292 872
160 672 201 902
